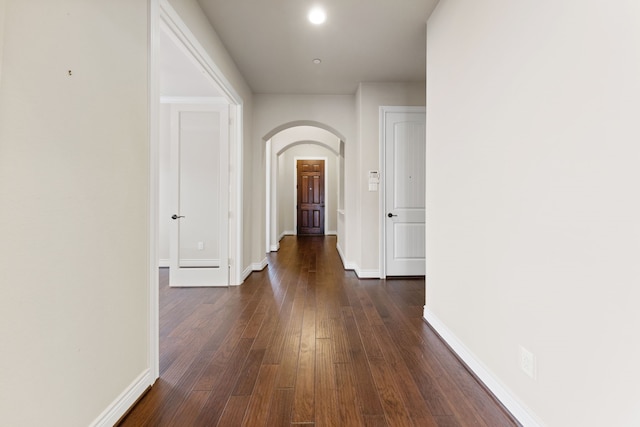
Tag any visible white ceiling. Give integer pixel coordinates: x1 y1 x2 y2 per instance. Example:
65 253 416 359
197 0 440 95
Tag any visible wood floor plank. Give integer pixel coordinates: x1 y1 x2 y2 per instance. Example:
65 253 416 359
328 316 350 363
233 349 266 396
315 338 340 427
347 303 384 360
341 307 384 416
251 303 279 351
192 338 254 425
433 415 463 427
241 364 279 427
118 236 518 427
363 414 388 427
193 337 253 391
334 363 365 426
275 333 301 389
355 287 385 327
275 282 307 388
166 390 210 427
216 395 251 427
291 299 316 423
241 295 271 339
364 287 455 417
368 359 414 427
262 275 303 365
263 388 295 427
370 324 438 427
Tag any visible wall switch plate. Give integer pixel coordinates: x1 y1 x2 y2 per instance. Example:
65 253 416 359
519 346 537 379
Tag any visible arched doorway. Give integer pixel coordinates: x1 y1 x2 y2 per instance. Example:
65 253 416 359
264 124 345 255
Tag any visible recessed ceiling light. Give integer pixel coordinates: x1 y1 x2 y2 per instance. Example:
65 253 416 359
308 7 326 25
312 58 322 64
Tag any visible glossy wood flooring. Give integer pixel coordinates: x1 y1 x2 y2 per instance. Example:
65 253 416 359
119 236 518 427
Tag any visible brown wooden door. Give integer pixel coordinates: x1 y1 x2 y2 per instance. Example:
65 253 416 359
297 159 325 235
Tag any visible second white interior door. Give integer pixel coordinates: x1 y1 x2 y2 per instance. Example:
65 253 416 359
169 104 229 287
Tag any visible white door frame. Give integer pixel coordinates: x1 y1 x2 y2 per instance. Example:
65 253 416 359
149 0 244 379
378 106 426 279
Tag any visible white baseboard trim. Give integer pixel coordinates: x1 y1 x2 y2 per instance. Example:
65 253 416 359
159 259 170 268
336 243 380 279
89 368 154 427
241 258 268 282
251 258 269 271
423 308 544 427
241 266 252 281
279 231 335 239
335 246 381 279
336 243 352 269
253 258 268 271
281 230 295 239
269 243 280 252
354 268 381 279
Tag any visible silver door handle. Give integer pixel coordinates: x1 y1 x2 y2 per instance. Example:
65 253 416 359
171 214 185 220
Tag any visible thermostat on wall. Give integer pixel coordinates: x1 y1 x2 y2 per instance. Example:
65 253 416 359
368 171 379 191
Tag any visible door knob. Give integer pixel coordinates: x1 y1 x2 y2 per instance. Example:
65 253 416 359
171 214 185 220
388 213 397 218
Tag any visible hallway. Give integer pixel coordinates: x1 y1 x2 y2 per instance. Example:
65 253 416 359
119 236 517 426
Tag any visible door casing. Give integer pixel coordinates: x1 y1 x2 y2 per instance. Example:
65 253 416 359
148 0 245 380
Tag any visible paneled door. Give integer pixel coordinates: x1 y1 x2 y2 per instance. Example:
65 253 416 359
384 108 426 276
169 104 229 287
297 159 325 235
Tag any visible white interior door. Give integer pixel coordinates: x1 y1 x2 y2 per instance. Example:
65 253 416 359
170 104 229 286
384 108 426 276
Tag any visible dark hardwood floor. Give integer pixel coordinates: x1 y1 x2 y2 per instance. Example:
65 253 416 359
119 236 518 427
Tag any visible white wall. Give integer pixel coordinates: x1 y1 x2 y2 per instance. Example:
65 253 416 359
0 1 149 426
426 1 640 426
0 0 5 82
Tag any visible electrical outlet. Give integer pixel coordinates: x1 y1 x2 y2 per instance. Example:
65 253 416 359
197 241 204 251
519 346 537 379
